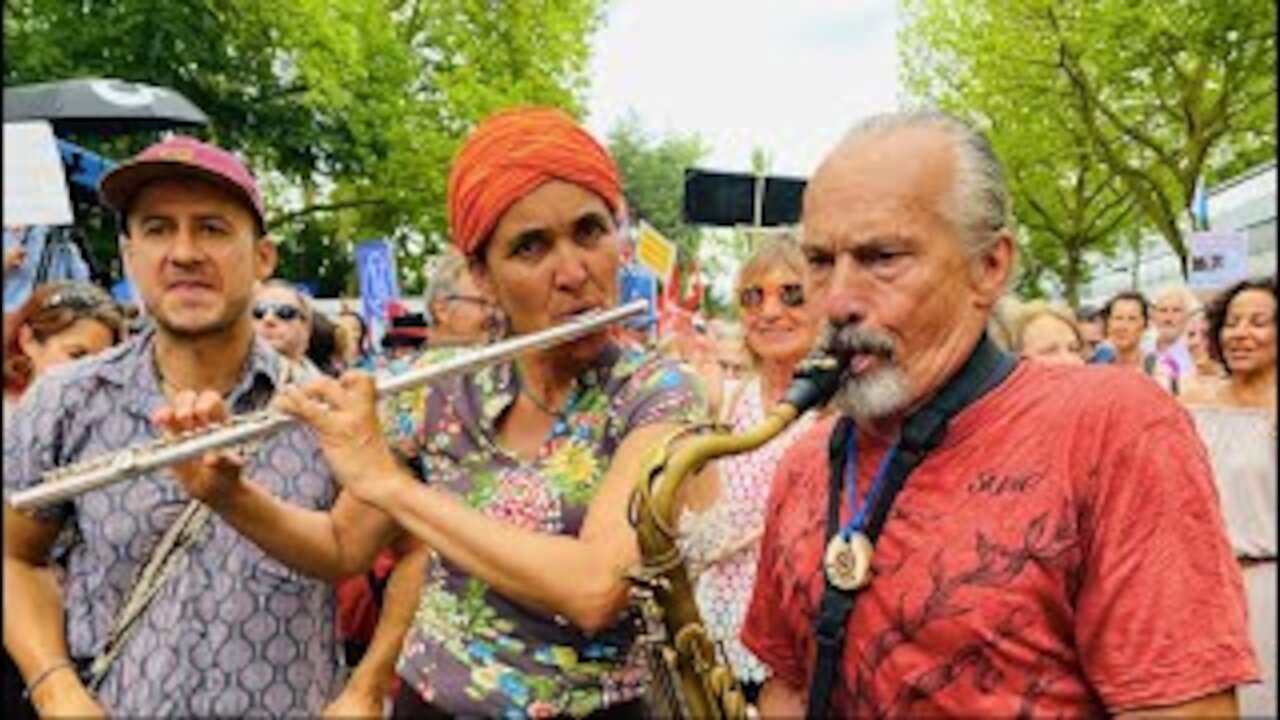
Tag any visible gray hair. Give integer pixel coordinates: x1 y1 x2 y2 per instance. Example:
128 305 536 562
424 253 470 325
1152 282 1202 313
836 109 1011 257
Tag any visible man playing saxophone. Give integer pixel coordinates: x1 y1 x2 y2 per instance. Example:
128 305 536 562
739 110 1259 718
3 136 399 717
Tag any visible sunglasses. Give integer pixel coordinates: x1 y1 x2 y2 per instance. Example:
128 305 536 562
739 283 806 311
43 282 111 310
252 302 303 322
39 284 124 330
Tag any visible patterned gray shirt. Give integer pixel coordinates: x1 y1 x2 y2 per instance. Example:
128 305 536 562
3 328 340 717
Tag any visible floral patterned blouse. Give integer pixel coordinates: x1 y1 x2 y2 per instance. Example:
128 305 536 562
381 342 707 717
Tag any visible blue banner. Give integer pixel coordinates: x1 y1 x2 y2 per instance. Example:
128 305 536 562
57 140 115 191
354 239 400 346
618 262 658 331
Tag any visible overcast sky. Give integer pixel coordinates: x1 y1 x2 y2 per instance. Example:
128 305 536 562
585 0 902 178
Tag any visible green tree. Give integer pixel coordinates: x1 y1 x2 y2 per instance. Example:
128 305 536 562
4 0 606 295
607 111 708 250
902 4 1137 307
901 0 1276 281
606 111 721 307
996 109 1138 308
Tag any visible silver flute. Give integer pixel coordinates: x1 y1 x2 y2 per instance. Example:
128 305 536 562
7 300 649 511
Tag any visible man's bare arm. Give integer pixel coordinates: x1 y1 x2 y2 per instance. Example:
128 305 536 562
1115 689 1239 719
324 538 430 717
3 506 104 716
757 676 806 718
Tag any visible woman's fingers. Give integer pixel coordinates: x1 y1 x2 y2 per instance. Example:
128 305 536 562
272 375 375 430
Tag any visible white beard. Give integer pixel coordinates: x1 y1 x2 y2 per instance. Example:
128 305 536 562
819 322 912 423
831 364 912 423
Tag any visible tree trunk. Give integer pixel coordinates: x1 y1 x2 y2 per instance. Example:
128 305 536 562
1064 242 1082 310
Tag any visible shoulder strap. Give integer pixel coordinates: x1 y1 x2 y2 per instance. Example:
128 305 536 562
87 499 211 690
806 416 856 717
805 336 1015 718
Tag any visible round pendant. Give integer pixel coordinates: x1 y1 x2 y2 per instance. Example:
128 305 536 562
823 532 874 591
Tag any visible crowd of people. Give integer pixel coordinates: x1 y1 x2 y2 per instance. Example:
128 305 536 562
1 105 1274 719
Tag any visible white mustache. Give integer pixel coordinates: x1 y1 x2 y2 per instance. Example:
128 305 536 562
821 323 895 365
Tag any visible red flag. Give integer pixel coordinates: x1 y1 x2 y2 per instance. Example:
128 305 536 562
682 258 704 311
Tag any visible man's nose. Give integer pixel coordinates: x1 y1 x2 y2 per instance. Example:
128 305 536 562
757 291 788 318
822 255 870 326
167 224 204 264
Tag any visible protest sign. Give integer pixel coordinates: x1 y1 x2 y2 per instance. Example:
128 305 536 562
635 221 677 283
4 121 74 227
1188 231 1249 291
355 239 400 345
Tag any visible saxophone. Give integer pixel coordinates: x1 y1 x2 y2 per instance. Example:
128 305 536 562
627 351 846 719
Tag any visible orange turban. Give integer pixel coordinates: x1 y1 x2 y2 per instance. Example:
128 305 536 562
447 106 626 257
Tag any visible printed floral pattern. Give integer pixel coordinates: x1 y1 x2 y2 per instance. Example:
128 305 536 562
384 342 707 716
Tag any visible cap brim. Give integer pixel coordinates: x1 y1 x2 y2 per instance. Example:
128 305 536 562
99 160 265 231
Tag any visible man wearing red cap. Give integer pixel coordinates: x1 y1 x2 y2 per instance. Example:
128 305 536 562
272 106 710 717
3 136 397 717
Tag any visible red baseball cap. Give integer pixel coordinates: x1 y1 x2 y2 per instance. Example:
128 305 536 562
99 135 267 234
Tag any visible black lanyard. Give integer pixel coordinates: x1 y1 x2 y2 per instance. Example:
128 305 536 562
805 335 1016 719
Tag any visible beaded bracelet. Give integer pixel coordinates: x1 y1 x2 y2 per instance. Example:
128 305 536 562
23 659 76 700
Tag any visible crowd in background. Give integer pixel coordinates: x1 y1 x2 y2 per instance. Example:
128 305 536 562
3 218 1277 714
1 111 1274 718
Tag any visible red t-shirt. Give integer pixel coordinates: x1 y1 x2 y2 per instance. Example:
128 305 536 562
742 362 1258 717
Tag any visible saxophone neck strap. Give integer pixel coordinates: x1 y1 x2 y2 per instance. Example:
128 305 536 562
805 335 1016 719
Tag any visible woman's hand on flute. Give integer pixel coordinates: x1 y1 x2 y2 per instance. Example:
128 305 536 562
272 370 407 508
152 390 246 506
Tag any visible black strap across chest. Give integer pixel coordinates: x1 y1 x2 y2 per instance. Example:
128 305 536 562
805 335 1016 719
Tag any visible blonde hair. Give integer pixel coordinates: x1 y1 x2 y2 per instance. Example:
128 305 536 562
734 230 809 302
1010 300 1083 352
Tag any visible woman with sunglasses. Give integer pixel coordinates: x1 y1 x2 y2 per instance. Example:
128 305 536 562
250 279 314 366
3 281 125 413
2 280 123 720
1179 277 1276 716
677 234 823 707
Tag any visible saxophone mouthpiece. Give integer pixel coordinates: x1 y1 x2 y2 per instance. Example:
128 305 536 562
782 349 847 413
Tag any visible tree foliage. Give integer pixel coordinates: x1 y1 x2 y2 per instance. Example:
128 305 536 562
605 113 758 315
606 111 708 251
4 0 606 295
901 0 1276 290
